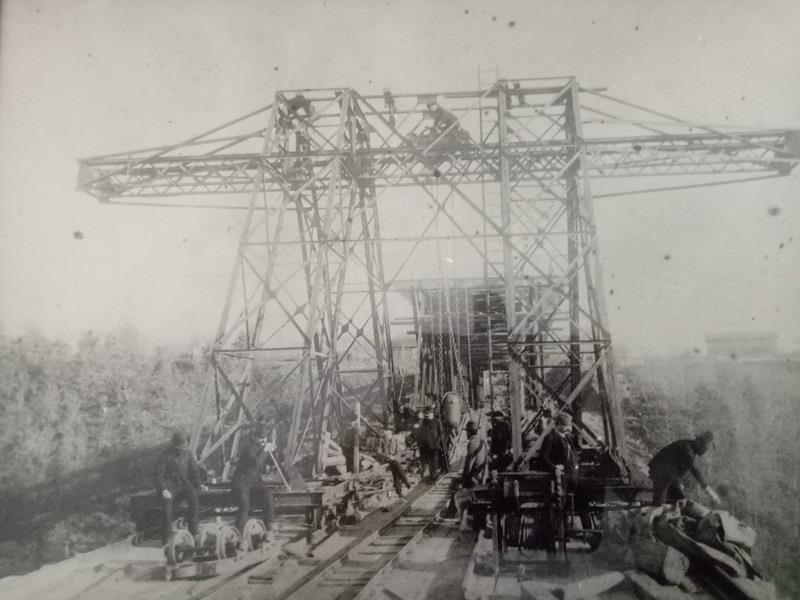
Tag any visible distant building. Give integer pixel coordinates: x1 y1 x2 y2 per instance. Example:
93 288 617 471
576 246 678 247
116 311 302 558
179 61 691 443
704 332 778 359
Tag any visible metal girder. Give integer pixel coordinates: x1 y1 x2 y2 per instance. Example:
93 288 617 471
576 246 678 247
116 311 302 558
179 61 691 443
77 130 799 200
76 76 800 472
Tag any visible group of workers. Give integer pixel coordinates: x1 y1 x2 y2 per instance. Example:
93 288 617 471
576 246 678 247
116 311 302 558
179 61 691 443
155 404 720 547
154 425 275 546
460 410 720 509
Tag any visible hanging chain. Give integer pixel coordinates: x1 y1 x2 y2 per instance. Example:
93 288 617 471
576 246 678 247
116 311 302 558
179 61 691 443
436 286 446 399
433 180 446 402
450 283 467 400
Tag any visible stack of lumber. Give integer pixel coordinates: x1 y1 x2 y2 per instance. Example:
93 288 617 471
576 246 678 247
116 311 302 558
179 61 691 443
626 500 776 600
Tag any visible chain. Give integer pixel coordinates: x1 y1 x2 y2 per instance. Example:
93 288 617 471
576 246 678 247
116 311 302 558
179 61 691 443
436 286 446 399
450 283 467 400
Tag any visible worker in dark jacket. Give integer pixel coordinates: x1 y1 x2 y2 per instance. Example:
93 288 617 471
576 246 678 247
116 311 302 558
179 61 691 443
231 425 275 535
286 93 314 119
155 431 201 544
426 102 459 133
648 431 720 506
341 420 363 474
417 410 440 481
489 411 513 472
540 413 579 485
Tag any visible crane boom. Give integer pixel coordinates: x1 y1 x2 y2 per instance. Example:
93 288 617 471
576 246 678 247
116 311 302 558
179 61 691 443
75 78 800 475
78 129 799 201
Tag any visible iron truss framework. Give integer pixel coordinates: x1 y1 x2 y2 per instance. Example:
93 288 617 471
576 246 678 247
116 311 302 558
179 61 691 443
77 76 800 472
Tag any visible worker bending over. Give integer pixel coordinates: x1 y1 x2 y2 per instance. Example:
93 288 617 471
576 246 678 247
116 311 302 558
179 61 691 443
155 431 201 545
374 429 412 498
648 431 720 506
453 420 488 528
426 102 459 133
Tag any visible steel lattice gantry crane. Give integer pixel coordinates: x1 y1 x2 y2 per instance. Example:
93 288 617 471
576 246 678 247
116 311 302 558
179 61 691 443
77 77 800 475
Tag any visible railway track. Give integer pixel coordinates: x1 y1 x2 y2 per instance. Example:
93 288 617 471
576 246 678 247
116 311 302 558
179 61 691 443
1 476 454 600
5 474 761 600
257 474 454 600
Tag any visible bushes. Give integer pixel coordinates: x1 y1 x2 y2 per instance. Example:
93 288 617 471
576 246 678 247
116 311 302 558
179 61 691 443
0 330 206 491
0 330 206 576
0 328 305 577
622 357 800 598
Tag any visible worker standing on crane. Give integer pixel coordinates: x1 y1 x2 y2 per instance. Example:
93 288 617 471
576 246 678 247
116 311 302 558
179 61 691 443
648 431 720 507
341 419 363 474
417 409 440 481
488 410 513 472
231 423 276 537
426 101 459 134
540 413 579 486
286 93 314 120
462 420 488 488
374 429 412 498
451 420 487 529
383 88 396 128
155 431 201 545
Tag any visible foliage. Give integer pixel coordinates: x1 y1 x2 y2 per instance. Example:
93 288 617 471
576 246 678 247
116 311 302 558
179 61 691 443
621 357 800 598
0 329 208 576
0 329 207 491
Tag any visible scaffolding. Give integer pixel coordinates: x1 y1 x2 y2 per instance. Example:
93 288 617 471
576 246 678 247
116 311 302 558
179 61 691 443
77 76 800 474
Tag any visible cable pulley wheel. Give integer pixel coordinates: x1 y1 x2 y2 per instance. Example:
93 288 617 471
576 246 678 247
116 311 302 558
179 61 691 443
197 522 218 548
215 524 241 560
165 529 196 565
241 518 268 552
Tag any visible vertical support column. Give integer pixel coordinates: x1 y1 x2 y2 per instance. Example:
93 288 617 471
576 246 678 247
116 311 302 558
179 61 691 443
288 94 348 465
200 102 278 468
352 88 397 430
497 83 523 459
564 83 583 402
567 81 625 455
361 186 390 426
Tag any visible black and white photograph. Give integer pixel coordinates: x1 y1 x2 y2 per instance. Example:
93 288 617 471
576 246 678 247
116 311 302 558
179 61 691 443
1 1 799 598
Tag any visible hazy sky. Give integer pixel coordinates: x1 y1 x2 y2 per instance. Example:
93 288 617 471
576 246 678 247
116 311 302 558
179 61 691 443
1 0 799 358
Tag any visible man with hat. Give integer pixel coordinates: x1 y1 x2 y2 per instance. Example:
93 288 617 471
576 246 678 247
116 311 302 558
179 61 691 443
341 419 364 474
231 423 275 535
488 410 512 472
648 431 720 506
540 413 579 485
374 429 412 498
417 409 440 481
154 431 201 544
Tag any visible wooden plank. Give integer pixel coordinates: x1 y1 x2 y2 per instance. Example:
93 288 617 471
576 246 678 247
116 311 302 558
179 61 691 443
631 537 689 584
625 570 695 600
463 533 498 600
556 571 626 600
520 572 626 600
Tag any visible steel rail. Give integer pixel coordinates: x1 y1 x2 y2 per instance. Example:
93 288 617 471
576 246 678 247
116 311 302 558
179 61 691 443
269 475 453 600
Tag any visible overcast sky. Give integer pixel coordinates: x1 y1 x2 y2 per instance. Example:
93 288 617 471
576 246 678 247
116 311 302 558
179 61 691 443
1 0 799 358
